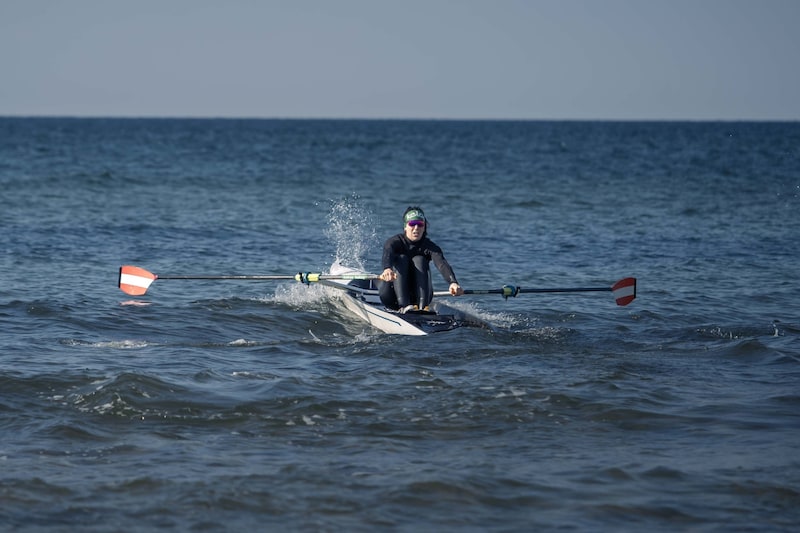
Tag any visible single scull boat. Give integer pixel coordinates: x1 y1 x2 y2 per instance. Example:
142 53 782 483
321 263 485 335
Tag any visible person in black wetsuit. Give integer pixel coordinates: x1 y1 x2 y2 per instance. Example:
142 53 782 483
378 206 464 313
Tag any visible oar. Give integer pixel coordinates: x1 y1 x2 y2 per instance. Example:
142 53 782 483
119 265 636 306
433 277 636 306
118 265 378 296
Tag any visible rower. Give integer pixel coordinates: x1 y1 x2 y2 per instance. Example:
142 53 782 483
378 206 464 313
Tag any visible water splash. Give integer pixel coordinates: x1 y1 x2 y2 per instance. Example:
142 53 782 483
323 194 379 271
266 283 329 307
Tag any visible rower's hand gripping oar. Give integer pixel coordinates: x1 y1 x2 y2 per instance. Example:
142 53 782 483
433 277 636 306
118 265 378 296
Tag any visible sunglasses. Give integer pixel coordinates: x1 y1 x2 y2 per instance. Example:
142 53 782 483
407 220 426 227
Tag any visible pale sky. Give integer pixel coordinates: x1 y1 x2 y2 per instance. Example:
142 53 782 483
1 0 798 120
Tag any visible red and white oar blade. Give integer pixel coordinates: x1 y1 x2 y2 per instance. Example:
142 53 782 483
118 265 157 296
612 277 636 306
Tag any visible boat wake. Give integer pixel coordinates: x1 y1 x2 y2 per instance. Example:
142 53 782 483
438 299 522 330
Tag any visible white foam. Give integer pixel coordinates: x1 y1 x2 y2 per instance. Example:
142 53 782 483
64 339 150 349
228 338 258 347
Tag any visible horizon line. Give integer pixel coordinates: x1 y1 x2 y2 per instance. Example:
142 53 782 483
1 113 798 123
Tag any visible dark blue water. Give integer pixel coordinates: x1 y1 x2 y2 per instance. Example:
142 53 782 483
2 118 799 531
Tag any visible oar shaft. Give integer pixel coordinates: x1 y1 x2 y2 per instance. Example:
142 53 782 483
118 265 380 296
157 274 294 280
434 286 611 297
516 287 611 294
156 273 379 282
433 277 636 306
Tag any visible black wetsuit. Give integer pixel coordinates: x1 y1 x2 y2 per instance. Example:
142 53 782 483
379 233 459 310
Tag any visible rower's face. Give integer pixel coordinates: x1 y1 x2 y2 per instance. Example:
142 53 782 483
404 220 425 242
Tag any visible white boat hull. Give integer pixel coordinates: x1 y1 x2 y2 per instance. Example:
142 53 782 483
322 264 477 336
336 287 429 336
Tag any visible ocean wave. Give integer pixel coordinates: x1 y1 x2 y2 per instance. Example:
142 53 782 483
60 339 151 349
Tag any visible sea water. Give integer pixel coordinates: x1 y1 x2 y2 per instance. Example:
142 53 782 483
1 118 798 531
